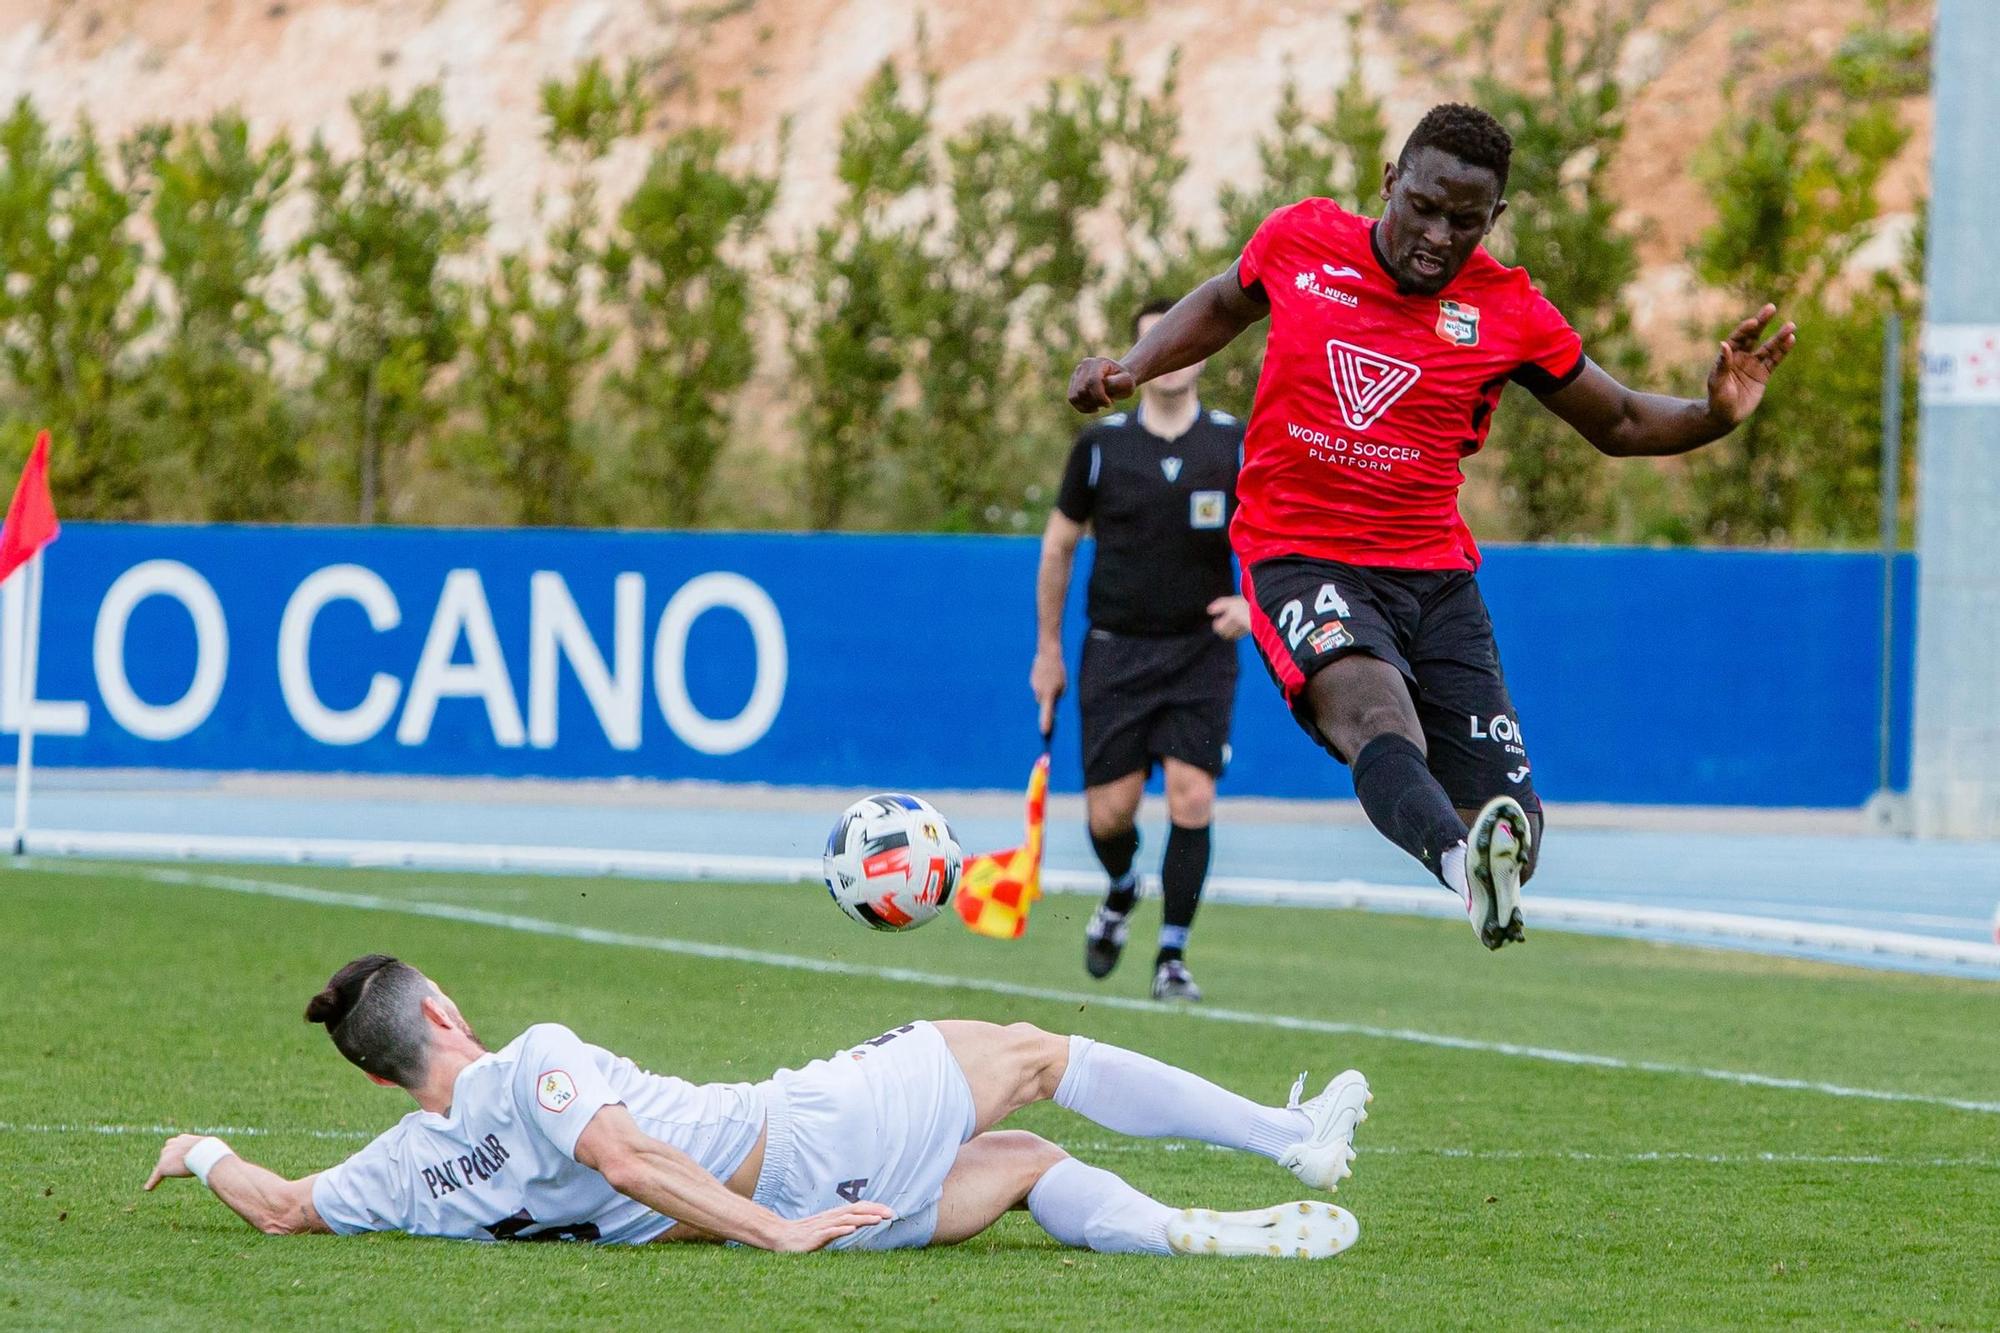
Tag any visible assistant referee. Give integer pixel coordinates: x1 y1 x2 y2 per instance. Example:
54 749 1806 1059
1032 298 1247 1003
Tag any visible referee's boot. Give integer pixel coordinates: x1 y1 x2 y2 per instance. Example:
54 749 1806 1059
1083 903 1130 979
1151 958 1203 1003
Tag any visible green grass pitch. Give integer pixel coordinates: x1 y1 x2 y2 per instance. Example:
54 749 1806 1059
5 860 1997 1330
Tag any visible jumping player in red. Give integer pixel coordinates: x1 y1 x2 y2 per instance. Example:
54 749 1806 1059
1067 104 1795 949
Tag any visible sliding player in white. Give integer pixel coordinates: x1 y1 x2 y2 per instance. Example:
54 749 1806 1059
145 954 1373 1258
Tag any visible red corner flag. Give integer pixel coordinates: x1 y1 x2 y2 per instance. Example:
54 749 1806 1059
0 431 59 584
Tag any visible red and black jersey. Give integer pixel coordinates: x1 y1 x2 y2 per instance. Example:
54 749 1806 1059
1232 198 1584 571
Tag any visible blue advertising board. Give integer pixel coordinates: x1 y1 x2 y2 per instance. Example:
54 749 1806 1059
6 524 1912 806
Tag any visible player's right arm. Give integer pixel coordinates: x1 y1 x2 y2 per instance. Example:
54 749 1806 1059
1032 509 1083 736
573 1104 890 1252
144 1134 331 1235
1068 262 1268 412
1035 430 1102 735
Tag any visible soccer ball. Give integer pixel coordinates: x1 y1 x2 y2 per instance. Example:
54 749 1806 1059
823 793 963 931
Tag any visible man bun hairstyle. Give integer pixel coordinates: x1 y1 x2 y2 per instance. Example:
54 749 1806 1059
1399 103 1513 195
305 954 434 1089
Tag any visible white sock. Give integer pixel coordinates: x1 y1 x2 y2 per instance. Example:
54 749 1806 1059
1025 1157 1172 1255
1441 841 1469 905
1053 1035 1310 1160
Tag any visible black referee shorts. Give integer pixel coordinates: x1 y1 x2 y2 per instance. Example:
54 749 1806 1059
1242 555 1538 815
1077 627 1237 789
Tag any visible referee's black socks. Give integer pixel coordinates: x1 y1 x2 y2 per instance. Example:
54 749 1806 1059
1351 733 1465 885
1156 822 1211 966
1091 825 1141 915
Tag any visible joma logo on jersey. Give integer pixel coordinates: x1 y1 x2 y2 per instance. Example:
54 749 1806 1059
1325 340 1421 431
1436 300 1480 347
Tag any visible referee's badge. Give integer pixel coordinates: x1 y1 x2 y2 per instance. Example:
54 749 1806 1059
1190 490 1226 529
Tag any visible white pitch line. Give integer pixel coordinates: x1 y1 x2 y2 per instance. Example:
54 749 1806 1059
8 1119 1994 1172
36 860 2000 1119
23 827 2000 973
0 1120 371 1141
1064 1140 2000 1169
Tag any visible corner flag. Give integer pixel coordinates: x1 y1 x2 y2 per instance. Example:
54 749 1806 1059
955 746 1050 940
0 431 59 583
5 430 60 856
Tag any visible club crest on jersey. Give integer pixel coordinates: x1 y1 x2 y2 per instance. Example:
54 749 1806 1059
1325 339 1422 431
1436 300 1480 347
1160 457 1183 482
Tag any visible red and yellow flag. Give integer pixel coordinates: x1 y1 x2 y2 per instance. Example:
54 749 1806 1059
954 751 1049 940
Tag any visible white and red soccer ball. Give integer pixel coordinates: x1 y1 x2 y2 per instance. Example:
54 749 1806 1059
823 793 963 931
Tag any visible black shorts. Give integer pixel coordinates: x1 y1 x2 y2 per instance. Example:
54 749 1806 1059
1242 555 1538 813
1078 627 1237 788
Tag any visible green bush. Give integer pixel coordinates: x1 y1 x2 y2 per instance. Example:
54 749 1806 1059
0 101 153 516
294 85 486 522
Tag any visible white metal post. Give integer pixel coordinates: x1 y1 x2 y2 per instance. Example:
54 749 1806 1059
12 548 43 855
1911 0 2000 837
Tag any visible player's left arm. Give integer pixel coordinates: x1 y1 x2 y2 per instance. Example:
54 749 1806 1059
144 1134 331 1235
574 1104 892 1252
1540 304 1797 458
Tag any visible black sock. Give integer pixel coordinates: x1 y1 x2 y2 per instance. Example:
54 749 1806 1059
1156 822 1210 965
1090 825 1140 914
1351 734 1466 885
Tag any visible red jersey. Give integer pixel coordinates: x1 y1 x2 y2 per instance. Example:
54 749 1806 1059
1232 198 1584 570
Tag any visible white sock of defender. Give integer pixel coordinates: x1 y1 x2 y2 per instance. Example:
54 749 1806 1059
1053 1035 1310 1160
1441 841 1470 905
1025 1157 1173 1255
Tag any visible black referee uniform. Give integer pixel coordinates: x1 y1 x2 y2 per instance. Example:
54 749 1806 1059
1055 406 1244 788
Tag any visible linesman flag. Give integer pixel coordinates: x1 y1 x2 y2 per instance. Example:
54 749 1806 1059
955 747 1050 940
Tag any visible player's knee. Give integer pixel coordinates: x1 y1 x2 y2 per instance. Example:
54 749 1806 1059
1345 701 1418 752
1163 770 1215 826
983 1129 1071 1203
989 1128 1068 1164
1315 688 1416 759
1086 811 1136 840
1005 1022 1070 1100
1085 786 1142 838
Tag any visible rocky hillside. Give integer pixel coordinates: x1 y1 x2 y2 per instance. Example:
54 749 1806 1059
2 0 1931 343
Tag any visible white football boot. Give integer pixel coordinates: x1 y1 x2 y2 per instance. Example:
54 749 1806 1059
1276 1068 1371 1192
1167 1200 1360 1259
1466 795 1530 950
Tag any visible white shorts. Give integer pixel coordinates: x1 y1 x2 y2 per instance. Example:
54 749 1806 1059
751 1020 978 1251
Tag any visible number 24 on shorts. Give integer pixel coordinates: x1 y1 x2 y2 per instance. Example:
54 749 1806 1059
1275 583 1353 650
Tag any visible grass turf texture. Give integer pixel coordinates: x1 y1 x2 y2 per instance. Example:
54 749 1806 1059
5 862 1998 1331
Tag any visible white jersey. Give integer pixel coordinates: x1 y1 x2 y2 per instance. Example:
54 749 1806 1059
310 1023 764 1245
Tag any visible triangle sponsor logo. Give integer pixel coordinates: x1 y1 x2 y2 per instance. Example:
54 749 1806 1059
1325 339 1421 431
1160 457 1183 482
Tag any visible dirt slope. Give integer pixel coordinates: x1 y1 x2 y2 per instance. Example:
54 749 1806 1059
0 0 1931 342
